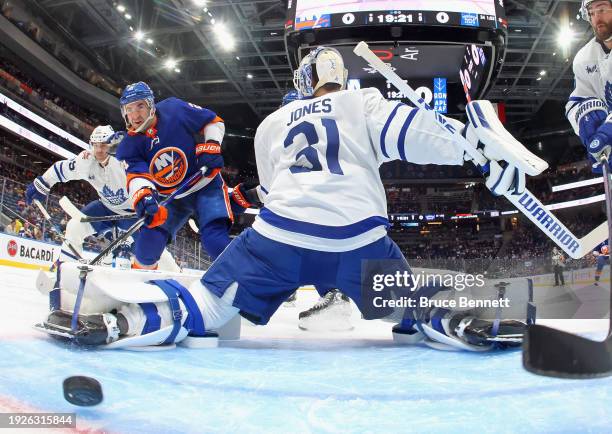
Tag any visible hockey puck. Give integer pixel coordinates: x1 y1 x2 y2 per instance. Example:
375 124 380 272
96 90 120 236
63 376 103 406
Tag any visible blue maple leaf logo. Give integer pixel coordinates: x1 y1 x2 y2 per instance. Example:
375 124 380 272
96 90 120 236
101 185 128 206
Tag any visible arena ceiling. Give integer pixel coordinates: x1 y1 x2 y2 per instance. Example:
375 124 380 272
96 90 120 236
28 0 591 135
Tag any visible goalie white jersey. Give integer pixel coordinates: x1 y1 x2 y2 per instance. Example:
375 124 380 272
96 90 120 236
252 87 464 252
41 150 132 215
565 38 612 135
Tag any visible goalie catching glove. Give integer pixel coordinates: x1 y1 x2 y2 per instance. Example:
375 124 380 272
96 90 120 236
461 100 548 196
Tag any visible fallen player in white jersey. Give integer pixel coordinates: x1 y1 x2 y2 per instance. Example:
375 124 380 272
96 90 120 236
25 125 179 272
35 46 543 350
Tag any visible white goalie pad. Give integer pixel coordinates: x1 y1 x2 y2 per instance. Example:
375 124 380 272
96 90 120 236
44 262 203 314
465 100 548 176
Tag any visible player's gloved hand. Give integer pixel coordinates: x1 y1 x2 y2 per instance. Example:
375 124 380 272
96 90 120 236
133 188 167 228
195 141 224 176
107 131 126 148
576 99 608 148
461 100 548 196
25 176 50 205
587 115 612 173
230 182 263 215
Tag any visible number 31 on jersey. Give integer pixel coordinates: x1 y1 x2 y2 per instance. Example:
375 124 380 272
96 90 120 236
284 119 344 175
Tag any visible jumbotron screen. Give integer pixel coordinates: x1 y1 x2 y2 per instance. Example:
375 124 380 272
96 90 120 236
286 0 506 31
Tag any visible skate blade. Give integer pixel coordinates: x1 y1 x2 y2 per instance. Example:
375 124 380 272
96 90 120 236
33 322 75 340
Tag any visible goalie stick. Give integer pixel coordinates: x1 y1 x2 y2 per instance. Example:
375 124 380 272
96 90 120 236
32 199 83 261
522 158 612 379
353 41 607 259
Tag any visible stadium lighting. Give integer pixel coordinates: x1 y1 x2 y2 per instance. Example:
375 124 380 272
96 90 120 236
174 68 181 73
125 13 132 20
117 5 126 13
539 70 546 76
193 0 207 6
247 73 253 79
557 26 574 50
214 22 235 51
164 59 177 69
146 38 153 44
134 31 144 41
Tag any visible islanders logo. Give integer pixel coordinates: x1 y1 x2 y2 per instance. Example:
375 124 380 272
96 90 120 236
149 147 188 188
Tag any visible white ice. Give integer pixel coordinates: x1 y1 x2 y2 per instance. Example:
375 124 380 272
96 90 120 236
0 265 611 434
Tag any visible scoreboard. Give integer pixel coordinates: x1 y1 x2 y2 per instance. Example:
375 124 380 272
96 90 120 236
285 1 507 115
286 0 507 32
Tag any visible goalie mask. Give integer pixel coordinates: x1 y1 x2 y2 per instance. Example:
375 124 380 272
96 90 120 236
120 81 156 133
293 46 348 98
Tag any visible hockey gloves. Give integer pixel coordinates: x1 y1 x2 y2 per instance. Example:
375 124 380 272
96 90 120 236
576 99 608 148
133 188 167 228
461 101 548 196
25 176 50 205
195 141 224 176
230 182 263 215
587 114 612 173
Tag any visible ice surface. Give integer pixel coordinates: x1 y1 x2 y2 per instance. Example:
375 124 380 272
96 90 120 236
0 265 611 434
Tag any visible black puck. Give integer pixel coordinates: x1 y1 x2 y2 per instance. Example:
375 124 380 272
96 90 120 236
63 376 103 406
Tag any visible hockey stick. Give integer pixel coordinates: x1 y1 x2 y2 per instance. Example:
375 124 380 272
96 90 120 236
32 199 83 261
522 157 612 378
58 196 137 223
81 213 136 223
353 41 607 259
88 168 206 266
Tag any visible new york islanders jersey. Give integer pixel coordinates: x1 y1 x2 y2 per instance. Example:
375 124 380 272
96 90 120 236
252 87 465 252
116 97 224 202
41 151 132 215
566 38 612 135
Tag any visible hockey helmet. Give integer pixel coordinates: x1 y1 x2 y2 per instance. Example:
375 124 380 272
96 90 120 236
580 0 612 21
293 46 348 98
120 81 156 133
89 125 115 146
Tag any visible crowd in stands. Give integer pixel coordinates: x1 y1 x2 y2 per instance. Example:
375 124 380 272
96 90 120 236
1 5 121 97
0 57 98 138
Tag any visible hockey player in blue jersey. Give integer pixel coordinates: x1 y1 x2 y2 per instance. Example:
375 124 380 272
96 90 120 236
115 82 233 269
41 47 542 350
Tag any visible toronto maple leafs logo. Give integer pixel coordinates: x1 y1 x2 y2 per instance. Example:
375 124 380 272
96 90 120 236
101 185 128 206
606 81 612 110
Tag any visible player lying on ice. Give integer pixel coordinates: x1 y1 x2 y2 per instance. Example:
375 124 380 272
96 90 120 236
36 46 542 351
25 125 179 271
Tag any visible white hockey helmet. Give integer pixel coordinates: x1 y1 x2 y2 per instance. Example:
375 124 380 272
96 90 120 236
89 125 115 146
580 0 612 21
293 46 348 98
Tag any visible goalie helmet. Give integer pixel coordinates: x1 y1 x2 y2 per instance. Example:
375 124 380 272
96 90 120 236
293 46 348 98
119 81 155 133
580 0 612 21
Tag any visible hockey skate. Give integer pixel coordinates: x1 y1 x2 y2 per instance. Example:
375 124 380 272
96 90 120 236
298 289 353 332
34 309 120 346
